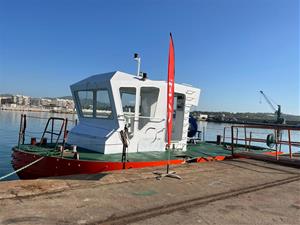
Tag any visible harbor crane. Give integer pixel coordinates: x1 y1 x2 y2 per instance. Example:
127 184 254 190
259 90 285 124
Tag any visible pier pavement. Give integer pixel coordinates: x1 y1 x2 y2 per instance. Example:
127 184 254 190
0 159 299 225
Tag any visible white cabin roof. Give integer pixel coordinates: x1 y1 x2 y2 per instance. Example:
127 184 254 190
70 71 200 105
71 71 166 90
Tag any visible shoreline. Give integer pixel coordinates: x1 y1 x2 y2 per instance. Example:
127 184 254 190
203 119 300 126
0 107 75 114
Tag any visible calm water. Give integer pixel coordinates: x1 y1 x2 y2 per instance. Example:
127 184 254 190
0 110 77 181
0 110 299 181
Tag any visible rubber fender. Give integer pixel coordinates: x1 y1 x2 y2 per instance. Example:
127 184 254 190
266 133 275 148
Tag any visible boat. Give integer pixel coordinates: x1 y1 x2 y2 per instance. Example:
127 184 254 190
11 68 287 179
11 38 288 179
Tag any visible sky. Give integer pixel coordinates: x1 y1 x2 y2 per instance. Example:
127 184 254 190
0 0 299 114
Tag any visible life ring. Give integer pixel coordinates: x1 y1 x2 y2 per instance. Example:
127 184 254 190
266 133 275 148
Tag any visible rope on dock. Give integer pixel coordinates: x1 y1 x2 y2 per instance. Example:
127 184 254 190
0 157 44 181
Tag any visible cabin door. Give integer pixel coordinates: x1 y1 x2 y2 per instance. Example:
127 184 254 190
171 93 185 141
136 87 165 152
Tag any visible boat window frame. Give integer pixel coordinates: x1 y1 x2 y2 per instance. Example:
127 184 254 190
138 86 160 130
119 87 137 115
76 90 94 118
75 89 114 120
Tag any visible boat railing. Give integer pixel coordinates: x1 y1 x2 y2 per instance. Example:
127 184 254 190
117 114 165 123
225 124 300 159
39 117 68 149
17 114 77 150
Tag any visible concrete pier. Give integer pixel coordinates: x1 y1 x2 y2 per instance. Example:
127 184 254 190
0 159 299 225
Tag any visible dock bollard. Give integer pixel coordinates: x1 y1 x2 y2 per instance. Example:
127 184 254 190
216 135 221 145
72 145 79 160
41 138 47 146
30 137 36 145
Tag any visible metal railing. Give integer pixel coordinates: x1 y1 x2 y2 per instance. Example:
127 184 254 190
228 124 300 159
17 114 77 150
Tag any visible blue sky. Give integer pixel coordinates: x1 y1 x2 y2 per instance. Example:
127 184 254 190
0 0 299 114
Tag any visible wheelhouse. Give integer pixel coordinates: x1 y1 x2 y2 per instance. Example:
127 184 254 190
67 71 200 154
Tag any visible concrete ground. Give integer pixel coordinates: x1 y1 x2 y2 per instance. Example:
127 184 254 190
0 159 299 225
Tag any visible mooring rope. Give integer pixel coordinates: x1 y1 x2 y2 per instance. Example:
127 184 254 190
0 156 44 181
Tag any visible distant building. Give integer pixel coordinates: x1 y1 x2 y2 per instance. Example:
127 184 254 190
30 98 41 107
0 94 75 113
23 96 30 105
15 95 31 105
40 98 52 107
0 96 14 105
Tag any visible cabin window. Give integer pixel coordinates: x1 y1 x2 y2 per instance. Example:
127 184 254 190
120 88 136 114
120 88 136 134
77 89 112 119
95 90 112 119
78 91 94 117
139 87 159 130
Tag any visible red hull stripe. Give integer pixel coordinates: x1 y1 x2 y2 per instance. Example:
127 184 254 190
11 149 231 179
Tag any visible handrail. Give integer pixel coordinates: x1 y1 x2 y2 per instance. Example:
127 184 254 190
229 124 300 160
117 114 165 122
18 114 26 148
231 124 300 130
39 117 67 149
26 115 77 123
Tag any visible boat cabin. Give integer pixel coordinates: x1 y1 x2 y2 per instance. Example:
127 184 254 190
67 71 200 154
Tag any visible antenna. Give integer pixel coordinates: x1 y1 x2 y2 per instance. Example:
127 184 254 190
133 53 141 77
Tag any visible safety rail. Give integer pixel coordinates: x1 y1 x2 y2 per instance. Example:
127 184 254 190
117 114 165 123
17 114 76 150
39 117 68 149
228 124 300 159
18 114 27 148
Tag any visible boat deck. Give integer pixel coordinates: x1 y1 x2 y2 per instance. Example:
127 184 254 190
16 142 276 162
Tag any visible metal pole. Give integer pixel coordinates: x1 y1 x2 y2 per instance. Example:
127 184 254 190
18 114 23 148
223 127 226 144
244 127 247 150
167 146 170 174
275 129 279 160
22 114 26 144
288 129 292 159
62 118 68 150
51 118 54 143
231 126 234 156
236 128 239 145
249 131 252 151
279 130 283 152
137 57 141 77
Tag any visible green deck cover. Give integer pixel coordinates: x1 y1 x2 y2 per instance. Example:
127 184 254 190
16 142 274 163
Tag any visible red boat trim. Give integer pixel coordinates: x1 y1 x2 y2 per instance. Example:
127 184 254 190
11 148 231 179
